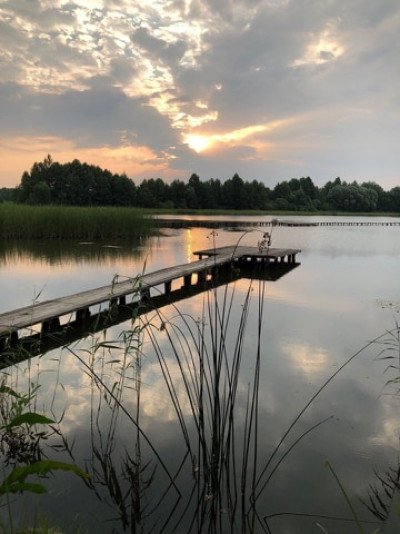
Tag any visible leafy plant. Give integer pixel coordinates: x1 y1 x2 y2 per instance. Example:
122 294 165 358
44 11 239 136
0 460 89 497
0 383 52 466
362 463 400 524
0 382 89 501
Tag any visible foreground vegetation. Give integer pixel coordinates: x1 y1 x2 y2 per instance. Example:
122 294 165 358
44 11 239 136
1 275 399 532
1 155 399 213
0 204 152 239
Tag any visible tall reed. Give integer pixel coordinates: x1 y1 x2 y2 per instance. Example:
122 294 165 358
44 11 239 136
67 284 400 533
145 277 266 532
0 204 152 240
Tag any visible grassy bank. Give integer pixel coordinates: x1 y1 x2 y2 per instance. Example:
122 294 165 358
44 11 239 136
0 204 153 239
1 203 398 240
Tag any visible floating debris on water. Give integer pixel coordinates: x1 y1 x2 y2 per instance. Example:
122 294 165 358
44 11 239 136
377 299 400 312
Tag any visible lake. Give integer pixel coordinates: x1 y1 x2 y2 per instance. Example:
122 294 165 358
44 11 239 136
1 215 400 533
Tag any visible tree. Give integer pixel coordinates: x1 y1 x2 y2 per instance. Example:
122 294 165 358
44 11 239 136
29 181 51 205
221 174 247 209
290 188 312 211
387 187 400 212
272 181 291 200
299 177 318 199
187 173 214 208
203 179 220 209
137 180 156 208
327 183 378 212
110 174 137 206
15 158 395 212
187 174 201 207
0 188 16 202
361 181 389 211
246 180 270 210
170 180 187 208
18 156 138 207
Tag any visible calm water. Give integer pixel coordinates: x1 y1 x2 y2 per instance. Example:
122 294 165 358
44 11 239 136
1 216 400 533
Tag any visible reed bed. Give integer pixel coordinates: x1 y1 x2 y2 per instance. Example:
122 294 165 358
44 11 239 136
61 283 400 533
0 204 152 240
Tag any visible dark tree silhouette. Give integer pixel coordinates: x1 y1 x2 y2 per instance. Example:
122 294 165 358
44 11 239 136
12 156 400 212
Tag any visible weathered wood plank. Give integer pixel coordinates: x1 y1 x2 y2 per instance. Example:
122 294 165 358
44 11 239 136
193 246 301 258
0 246 301 338
0 253 234 336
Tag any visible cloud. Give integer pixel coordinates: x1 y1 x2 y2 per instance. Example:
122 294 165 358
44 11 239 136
0 0 399 186
0 134 185 186
0 81 179 149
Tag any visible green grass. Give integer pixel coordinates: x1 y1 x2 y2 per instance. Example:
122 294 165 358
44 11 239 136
0 204 153 240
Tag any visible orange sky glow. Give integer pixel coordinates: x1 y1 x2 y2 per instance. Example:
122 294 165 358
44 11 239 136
0 1 399 189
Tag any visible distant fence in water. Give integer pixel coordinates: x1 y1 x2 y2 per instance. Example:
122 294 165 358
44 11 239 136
155 218 400 229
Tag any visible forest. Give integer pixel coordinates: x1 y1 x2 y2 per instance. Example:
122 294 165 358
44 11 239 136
1 155 399 212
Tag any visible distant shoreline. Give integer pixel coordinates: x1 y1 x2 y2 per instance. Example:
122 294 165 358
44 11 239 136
0 204 399 240
146 208 400 217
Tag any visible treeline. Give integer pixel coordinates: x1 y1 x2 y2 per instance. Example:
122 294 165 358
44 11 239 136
4 155 400 212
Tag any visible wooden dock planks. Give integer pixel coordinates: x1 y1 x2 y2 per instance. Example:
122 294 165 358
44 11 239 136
193 245 301 261
0 246 300 342
0 253 234 337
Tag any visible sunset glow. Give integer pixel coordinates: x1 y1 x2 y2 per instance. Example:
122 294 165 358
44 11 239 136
292 28 345 67
0 1 398 187
0 136 182 185
184 134 212 153
183 121 286 154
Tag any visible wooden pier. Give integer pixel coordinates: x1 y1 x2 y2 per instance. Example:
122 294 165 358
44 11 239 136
193 245 300 264
0 260 300 367
0 246 300 351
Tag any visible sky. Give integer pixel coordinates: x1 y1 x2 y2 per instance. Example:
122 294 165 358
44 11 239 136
0 0 399 189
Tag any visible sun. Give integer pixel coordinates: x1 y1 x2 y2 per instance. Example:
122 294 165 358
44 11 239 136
184 134 212 153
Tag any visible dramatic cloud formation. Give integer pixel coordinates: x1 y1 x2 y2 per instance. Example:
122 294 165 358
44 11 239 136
1 0 399 187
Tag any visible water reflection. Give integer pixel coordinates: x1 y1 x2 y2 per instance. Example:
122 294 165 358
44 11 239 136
1 284 399 533
0 223 399 533
281 342 328 377
0 262 299 365
0 238 147 266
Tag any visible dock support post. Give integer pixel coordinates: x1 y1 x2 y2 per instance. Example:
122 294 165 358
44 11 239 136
109 298 120 317
0 334 15 351
183 274 192 288
140 288 151 301
197 270 206 284
76 308 91 324
165 281 172 295
211 265 219 278
119 295 126 306
9 331 19 348
41 317 61 334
